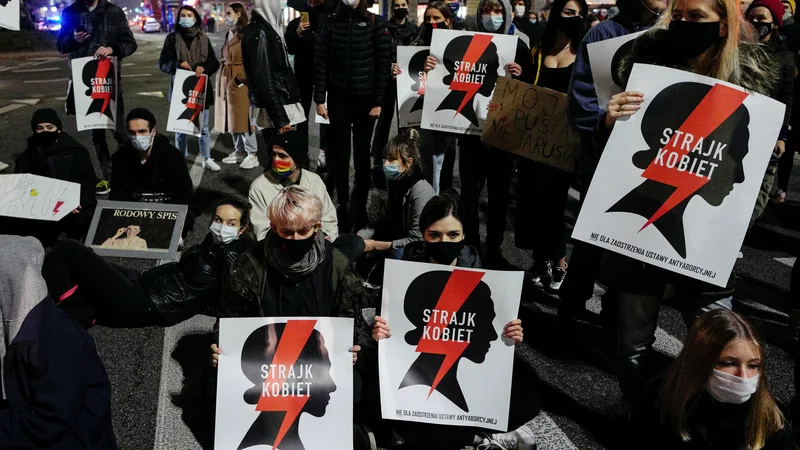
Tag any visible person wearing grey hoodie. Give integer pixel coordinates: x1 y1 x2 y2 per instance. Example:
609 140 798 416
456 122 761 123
0 235 116 448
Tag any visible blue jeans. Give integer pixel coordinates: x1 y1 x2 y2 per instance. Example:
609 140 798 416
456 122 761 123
175 110 210 160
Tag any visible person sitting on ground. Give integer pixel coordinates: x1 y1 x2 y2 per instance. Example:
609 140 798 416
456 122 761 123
248 129 338 241
0 235 116 448
41 199 253 328
627 309 794 450
365 192 541 450
110 108 198 238
4 108 97 247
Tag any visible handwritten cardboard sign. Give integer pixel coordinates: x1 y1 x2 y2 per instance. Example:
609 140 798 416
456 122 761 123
481 78 579 173
0 174 80 222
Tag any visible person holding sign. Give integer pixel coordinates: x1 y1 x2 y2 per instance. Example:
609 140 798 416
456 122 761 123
594 0 782 407
158 5 222 172
515 0 587 291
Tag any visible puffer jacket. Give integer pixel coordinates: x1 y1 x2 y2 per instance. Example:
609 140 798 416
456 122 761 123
242 10 302 128
142 235 251 325
313 5 392 105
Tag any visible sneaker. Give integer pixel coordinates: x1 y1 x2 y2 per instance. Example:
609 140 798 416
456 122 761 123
527 261 552 289
239 154 260 170
222 152 244 164
0 161 8 172
549 264 567 291
777 189 787 203
95 180 111 195
203 158 221 172
317 149 327 171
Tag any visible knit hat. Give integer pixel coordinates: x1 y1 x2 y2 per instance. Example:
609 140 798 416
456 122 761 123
785 0 796 15
30 108 62 132
271 129 309 168
747 0 785 26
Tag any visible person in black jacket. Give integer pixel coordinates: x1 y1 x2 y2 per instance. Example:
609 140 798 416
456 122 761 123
243 0 307 152
0 235 117 449
41 198 253 328
3 109 96 247
315 0 392 233
158 5 222 172
513 0 542 44
110 108 197 238
369 0 419 189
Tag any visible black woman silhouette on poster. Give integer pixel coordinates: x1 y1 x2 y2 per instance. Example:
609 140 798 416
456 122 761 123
408 48 430 113
81 58 116 120
436 34 499 126
177 75 206 128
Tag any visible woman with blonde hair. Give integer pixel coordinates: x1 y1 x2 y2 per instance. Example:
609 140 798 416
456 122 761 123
627 309 793 449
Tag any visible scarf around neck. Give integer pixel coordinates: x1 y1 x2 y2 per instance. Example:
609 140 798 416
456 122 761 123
264 229 327 278
176 27 209 66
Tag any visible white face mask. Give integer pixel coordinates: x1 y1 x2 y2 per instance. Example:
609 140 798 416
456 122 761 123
707 369 760 404
131 131 155 152
514 5 526 17
342 0 359 7
210 221 241 244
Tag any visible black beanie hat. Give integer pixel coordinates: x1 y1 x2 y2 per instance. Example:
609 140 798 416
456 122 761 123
271 129 309 168
31 108 62 132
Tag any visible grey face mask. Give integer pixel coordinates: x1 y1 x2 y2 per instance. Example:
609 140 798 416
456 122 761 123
131 131 155 152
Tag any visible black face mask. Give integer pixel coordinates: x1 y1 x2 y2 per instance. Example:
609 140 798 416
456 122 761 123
394 7 408 19
558 16 585 41
425 241 465 265
752 21 772 39
668 20 721 59
279 233 316 261
422 22 439 44
33 131 59 148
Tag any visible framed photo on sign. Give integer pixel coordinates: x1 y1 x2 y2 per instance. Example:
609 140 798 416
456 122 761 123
85 200 187 260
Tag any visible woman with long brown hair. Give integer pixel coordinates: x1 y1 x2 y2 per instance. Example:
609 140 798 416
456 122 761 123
627 309 793 449
217 3 260 170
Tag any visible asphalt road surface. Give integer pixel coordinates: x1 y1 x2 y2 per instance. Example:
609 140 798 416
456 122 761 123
1 30 799 450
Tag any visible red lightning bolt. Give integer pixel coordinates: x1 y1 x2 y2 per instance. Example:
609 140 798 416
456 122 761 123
186 77 206 123
449 34 494 117
638 84 748 231
52 201 64 215
415 270 485 397
256 320 317 450
91 58 113 115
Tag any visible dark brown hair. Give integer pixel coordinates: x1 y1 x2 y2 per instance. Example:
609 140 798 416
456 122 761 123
384 128 421 173
228 3 249 34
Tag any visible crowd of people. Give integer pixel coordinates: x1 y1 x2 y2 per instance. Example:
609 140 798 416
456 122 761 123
1 0 800 447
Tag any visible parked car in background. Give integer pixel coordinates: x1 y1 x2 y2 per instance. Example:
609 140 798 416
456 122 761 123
143 17 161 33
37 16 62 32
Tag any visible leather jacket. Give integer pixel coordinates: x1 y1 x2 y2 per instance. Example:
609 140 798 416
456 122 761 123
241 11 302 128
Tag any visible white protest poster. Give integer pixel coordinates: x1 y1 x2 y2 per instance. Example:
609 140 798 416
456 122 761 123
314 101 329 125
421 30 517 135
0 0 20 31
587 30 646 111
70 56 118 131
378 259 522 431
216 317 354 450
572 64 784 287
396 46 430 128
0 174 80 222
167 69 208 137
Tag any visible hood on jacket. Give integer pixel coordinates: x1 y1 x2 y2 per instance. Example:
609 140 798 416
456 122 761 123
475 0 530 45
254 0 286 43
616 28 780 96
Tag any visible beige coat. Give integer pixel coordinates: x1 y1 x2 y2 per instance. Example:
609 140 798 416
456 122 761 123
214 32 252 134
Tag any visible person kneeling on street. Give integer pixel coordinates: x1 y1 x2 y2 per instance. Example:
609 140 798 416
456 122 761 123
41 199 253 328
110 107 198 239
0 235 117 448
2 108 96 247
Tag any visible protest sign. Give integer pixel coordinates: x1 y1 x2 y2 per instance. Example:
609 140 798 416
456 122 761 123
0 0 20 31
0 174 80 222
314 101 329 125
70 56 118 131
167 69 208 137
587 30 646 112
216 317 354 450
86 200 187 260
421 30 517 135
396 46 430 128
482 78 579 172
378 259 522 431
572 64 784 287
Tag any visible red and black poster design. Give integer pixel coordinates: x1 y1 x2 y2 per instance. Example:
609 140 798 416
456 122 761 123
573 64 785 287
216 317 353 450
167 69 208 137
70 56 118 131
396 46 430 127
379 260 522 431
420 30 517 135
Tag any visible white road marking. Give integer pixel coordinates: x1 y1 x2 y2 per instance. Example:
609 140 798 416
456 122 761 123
0 58 62 73
13 67 60 73
23 78 70 84
122 62 136 67
775 257 796 267
137 91 164 98
11 98 41 106
0 104 26 115
121 73 153 78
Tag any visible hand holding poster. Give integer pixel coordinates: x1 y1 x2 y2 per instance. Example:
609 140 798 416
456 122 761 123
587 31 646 112
572 64 784 286
421 30 518 135
0 174 80 222
482 78 579 172
396 46 430 128
167 69 208 137
378 259 522 431
216 317 354 450
70 56 119 131
0 0 20 31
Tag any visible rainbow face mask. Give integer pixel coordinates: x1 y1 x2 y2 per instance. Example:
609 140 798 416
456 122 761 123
272 158 294 179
